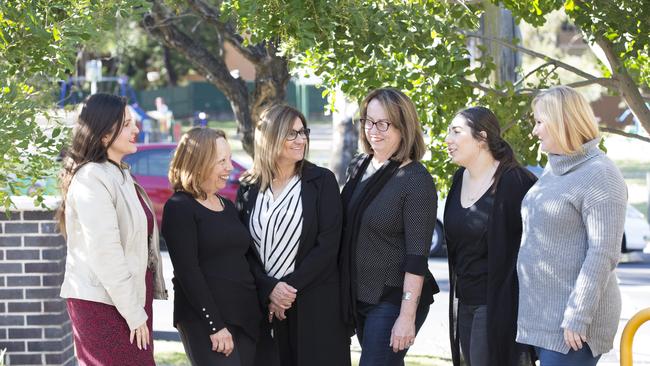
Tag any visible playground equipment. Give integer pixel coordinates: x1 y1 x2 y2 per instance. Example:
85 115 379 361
58 76 162 141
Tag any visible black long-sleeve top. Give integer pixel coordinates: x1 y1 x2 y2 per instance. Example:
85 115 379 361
161 191 261 340
444 185 494 305
445 166 537 366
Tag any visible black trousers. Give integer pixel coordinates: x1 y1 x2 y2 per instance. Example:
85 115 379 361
272 305 298 366
177 320 256 366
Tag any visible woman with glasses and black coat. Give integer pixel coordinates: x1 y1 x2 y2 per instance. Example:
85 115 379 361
339 88 440 366
236 104 351 366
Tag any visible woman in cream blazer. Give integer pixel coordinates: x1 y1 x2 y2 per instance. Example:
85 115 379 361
59 93 167 365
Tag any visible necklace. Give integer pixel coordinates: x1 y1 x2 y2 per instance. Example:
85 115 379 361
462 163 498 204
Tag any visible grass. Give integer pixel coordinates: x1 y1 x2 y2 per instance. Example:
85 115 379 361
615 160 650 180
153 342 452 366
615 162 650 217
155 352 190 366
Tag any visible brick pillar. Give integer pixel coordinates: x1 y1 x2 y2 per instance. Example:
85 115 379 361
0 197 75 366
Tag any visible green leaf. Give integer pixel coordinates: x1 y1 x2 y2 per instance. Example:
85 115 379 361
564 0 575 12
52 25 61 41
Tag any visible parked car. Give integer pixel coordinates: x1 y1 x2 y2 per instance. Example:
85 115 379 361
428 166 650 257
123 143 246 227
429 200 447 257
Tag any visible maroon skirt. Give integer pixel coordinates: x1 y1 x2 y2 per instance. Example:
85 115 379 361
67 269 155 366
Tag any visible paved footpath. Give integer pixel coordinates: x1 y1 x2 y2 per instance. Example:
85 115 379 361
417 257 650 365
154 253 650 365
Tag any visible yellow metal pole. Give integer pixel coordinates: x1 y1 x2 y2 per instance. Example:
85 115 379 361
620 307 650 366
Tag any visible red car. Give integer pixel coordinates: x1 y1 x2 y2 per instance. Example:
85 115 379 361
124 143 246 227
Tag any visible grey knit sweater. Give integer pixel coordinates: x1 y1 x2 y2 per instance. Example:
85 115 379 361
516 138 627 357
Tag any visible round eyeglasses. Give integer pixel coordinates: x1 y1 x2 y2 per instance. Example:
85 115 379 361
360 118 391 132
286 128 310 141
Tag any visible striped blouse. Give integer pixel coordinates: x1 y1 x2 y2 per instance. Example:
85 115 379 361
249 175 303 279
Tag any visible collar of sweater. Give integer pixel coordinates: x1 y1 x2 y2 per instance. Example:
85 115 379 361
547 138 603 176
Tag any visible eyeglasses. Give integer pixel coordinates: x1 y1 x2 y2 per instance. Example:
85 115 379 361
286 128 310 141
360 118 391 132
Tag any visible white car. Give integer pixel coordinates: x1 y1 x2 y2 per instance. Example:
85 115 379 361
429 169 650 257
626 205 650 253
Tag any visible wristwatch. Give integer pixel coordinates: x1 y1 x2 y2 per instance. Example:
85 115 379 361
402 291 413 301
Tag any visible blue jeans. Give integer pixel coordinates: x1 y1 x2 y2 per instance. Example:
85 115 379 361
356 301 429 366
536 344 601 366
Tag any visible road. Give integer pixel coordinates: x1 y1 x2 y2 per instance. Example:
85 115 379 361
153 253 650 364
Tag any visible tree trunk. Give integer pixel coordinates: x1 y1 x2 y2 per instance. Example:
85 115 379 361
329 88 359 184
482 2 520 84
163 46 178 86
142 1 290 156
248 44 291 154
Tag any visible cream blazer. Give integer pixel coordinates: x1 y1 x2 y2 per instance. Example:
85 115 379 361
60 161 167 330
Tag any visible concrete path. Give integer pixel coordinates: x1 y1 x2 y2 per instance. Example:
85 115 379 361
154 253 650 364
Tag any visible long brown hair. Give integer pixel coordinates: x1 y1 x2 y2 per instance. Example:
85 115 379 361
241 104 309 191
57 94 128 235
456 106 523 192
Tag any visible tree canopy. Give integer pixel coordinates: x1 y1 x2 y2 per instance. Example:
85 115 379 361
0 0 145 209
2 0 649 205
228 0 650 190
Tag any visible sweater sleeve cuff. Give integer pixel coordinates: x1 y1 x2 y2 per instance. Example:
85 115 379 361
561 314 589 335
402 254 428 276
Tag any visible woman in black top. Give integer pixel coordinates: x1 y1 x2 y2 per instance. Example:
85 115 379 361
444 107 536 366
162 128 261 366
236 104 350 366
339 88 439 366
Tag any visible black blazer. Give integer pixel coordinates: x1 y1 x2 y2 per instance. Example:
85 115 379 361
236 161 351 366
446 166 537 366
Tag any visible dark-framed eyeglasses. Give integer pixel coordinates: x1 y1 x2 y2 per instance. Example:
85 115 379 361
286 128 310 141
360 118 391 132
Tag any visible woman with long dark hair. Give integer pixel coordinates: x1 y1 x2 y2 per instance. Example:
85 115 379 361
444 106 536 366
59 93 167 365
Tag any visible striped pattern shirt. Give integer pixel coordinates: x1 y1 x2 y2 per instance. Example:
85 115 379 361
249 175 303 279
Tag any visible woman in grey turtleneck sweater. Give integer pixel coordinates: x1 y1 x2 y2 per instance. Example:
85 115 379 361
516 86 627 366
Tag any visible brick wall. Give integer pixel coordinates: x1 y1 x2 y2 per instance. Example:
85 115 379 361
0 197 74 366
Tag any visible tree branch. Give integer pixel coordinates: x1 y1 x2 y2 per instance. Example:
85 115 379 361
595 34 650 136
144 1 243 98
184 0 265 63
565 78 618 89
514 61 552 87
600 127 650 143
465 32 619 89
461 79 542 97
462 79 509 97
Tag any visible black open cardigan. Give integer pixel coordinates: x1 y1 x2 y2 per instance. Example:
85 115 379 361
236 161 351 366
446 166 537 366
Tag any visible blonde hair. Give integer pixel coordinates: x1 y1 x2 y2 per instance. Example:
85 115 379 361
532 85 600 154
168 127 227 200
242 104 308 191
359 88 426 162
